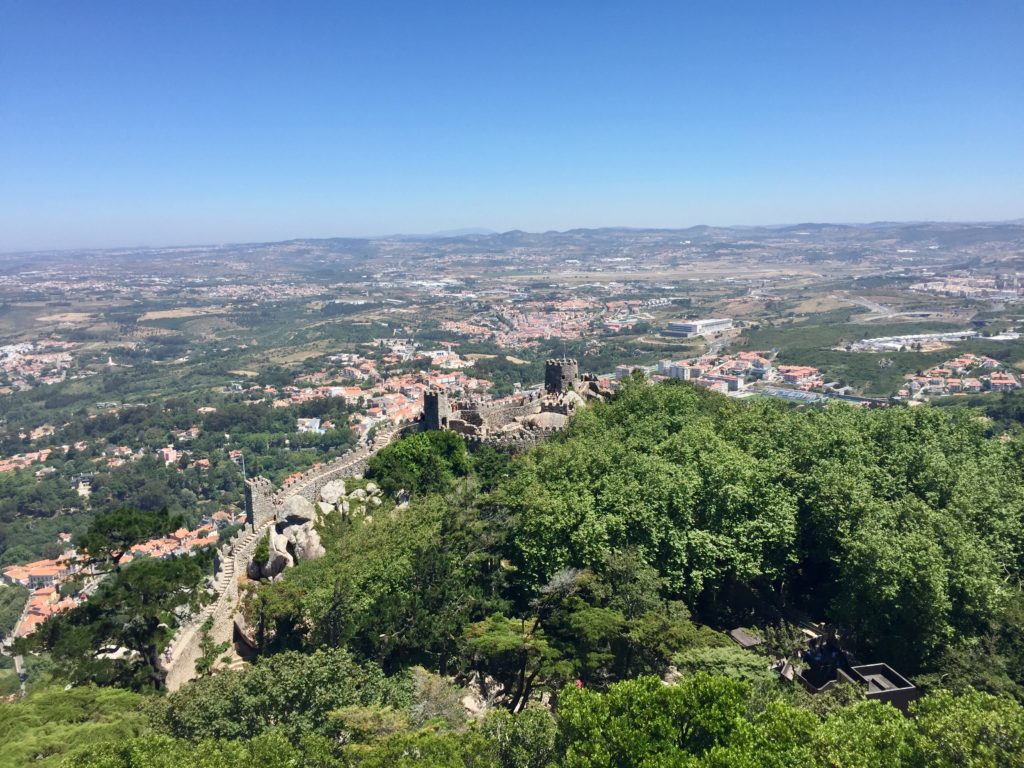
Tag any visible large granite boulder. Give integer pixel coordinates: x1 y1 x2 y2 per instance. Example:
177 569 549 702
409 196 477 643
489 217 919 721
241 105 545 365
293 526 325 561
277 495 316 524
248 529 294 580
268 530 294 573
319 479 347 506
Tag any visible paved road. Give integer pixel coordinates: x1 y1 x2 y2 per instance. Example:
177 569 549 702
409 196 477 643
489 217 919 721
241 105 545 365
836 293 904 321
13 654 26 695
1 588 32 650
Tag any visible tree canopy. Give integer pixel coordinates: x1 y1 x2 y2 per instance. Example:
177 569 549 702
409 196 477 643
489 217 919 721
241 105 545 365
10 379 1024 766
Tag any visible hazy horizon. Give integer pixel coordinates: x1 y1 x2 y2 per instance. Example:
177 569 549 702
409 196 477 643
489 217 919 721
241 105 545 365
3 217 1024 256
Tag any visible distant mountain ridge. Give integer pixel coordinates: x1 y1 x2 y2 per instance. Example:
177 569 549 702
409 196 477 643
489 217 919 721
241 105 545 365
4 220 1024 259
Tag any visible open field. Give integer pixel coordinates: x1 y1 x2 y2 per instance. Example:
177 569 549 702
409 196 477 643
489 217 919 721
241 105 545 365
790 296 855 314
139 307 228 321
262 340 335 365
37 312 96 323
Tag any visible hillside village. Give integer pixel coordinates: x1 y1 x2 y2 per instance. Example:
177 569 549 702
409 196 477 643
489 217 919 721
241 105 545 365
2 521 234 640
898 352 1021 400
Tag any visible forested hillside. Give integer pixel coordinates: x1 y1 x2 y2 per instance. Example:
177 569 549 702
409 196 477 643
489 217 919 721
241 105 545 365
5 379 1024 766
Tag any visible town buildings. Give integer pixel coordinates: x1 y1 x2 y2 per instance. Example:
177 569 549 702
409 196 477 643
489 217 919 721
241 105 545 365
897 353 1021 400
1 521 228 640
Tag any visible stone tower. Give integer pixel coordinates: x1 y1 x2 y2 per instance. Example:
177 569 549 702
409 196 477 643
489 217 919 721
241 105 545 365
422 389 452 431
244 476 275 533
545 358 580 395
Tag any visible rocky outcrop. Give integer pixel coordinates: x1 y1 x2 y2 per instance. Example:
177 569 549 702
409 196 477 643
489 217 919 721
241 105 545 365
319 479 347 505
251 460 388 579
162 426 413 692
293 526 325 561
247 528 294 580
277 495 316 524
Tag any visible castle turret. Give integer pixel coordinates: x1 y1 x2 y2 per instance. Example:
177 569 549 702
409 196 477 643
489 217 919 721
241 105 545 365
545 358 580 395
244 476 275 533
422 389 452 431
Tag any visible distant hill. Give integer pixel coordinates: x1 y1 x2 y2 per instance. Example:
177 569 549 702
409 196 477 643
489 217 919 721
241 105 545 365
5 220 1023 272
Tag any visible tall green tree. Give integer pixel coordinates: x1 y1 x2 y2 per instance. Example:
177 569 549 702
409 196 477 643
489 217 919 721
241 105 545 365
33 553 212 689
79 508 182 572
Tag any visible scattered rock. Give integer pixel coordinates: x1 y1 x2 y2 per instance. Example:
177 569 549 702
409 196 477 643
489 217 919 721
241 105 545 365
350 488 368 500
319 479 347 505
365 481 379 495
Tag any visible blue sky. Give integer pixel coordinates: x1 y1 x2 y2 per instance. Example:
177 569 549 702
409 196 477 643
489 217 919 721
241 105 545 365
1 1 1022 250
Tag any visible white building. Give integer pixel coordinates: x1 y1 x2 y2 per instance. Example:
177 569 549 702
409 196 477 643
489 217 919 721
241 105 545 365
664 318 733 338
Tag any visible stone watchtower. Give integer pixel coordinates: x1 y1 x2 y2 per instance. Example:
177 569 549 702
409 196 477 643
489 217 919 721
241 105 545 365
422 389 453 431
545 358 580 395
243 476 276 533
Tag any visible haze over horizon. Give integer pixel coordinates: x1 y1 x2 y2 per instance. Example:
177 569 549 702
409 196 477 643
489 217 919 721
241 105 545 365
1 0 1022 251
7 218 1024 257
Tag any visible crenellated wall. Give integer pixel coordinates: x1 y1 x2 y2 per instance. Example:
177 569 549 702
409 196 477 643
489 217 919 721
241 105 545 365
162 526 255 691
161 423 412 692
463 427 561 452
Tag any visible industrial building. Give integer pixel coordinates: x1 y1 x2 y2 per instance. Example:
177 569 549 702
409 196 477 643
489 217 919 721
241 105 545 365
663 318 734 338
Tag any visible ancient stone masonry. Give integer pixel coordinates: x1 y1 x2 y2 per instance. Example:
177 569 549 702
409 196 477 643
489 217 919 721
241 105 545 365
422 390 453 431
462 428 561 451
162 362 604 690
545 357 580 394
160 423 411 692
421 359 609 450
244 476 276 533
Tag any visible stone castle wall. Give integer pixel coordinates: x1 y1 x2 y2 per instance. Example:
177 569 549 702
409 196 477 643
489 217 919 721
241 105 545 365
162 525 255 691
161 423 412 692
474 399 542 427
162 408 565 691
446 392 543 433
463 427 561 452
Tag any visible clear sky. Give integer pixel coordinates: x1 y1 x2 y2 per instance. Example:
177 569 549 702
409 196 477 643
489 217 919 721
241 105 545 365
1 1 1022 251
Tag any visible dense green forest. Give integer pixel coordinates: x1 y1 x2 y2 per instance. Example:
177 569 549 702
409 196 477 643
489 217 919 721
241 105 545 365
251 379 1024 694
4 651 1024 766
5 379 1024 766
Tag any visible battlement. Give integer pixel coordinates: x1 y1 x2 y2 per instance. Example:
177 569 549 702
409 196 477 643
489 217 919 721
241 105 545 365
422 389 453 431
463 424 561 448
545 358 581 395
163 423 410 691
